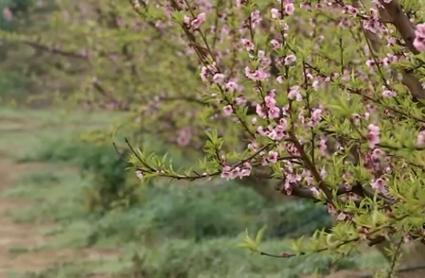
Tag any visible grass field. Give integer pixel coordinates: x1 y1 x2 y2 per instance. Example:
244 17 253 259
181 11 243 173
0 108 385 277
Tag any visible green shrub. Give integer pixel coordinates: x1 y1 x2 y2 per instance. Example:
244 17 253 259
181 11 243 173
125 238 362 278
84 184 329 246
23 137 330 246
26 137 133 212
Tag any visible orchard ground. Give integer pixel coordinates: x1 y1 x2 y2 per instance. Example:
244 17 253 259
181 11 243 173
0 108 384 277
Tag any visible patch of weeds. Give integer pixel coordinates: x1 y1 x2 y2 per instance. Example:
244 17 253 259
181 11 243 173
8 246 31 256
17 258 128 278
3 170 88 223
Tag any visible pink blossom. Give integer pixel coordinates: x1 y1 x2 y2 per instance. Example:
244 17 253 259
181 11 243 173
270 8 280 19
416 130 425 147
262 150 278 165
239 162 252 177
250 10 262 28
256 104 267 119
365 59 376 68
342 5 358 16
200 66 210 82
241 39 255 51
371 177 386 193
270 39 281 50
382 88 396 98
225 80 240 92
371 148 384 162
268 106 280 119
183 15 191 25
220 163 252 180
367 124 380 148
268 124 287 141
386 37 397 46
220 165 233 180
245 67 270 81
362 9 384 34
200 63 217 83
223 105 233 116
264 90 276 107
382 54 398 67
284 3 295 15
276 76 284 84
190 12 206 29
319 137 328 156
284 54 297 66
283 172 301 195
235 96 247 106
413 23 425 52
258 51 271 68
309 107 323 127
213 73 225 85
285 142 300 156
288 86 302 101
312 79 322 91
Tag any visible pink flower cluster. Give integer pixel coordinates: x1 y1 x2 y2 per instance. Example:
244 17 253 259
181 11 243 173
271 1 295 18
262 150 278 166
184 12 206 30
367 124 380 148
371 177 386 194
220 162 252 180
245 67 269 81
309 107 323 127
244 50 271 81
413 23 425 52
364 148 389 174
256 90 280 119
281 161 303 195
362 9 385 34
257 119 288 141
200 63 218 83
250 10 262 28
288 85 302 101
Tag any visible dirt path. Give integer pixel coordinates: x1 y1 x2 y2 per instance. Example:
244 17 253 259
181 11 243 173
0 158 117 277
0 158 52 275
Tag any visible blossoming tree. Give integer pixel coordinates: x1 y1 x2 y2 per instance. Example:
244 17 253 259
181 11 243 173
2 0 425 275
127 0 425 275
